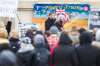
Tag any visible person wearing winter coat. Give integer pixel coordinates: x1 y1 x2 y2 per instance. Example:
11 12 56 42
32 34 50 66
9 30 20 53
16 38 35 66
25 29 36 44
35 30 50 50
52 32 78 66
76 31 100 66
0 50 17 66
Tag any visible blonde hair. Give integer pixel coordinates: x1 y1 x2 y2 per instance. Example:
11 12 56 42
10 30 19 39
0 28 8 38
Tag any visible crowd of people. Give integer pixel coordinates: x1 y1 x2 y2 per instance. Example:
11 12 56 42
0 20 100 66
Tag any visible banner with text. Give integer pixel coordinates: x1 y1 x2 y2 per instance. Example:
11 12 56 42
33 4 90 30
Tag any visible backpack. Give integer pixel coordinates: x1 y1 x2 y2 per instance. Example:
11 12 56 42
34 48 50 66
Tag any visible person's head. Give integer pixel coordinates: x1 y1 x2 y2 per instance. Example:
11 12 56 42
33 34 45 48
25 29 35 38
9 30 19 39
31 25 38 32
48 13 53 19
79 31 93 45
95 29 100 41
78 28 86 34
0 50 17 66
50 26 59 34
59 32 72 45
7 21 12 26
36 30 44 35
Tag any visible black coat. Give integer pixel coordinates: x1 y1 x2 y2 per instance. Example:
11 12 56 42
52 45 78 66
9 38 20 53
17 50 35 66
76 31 100 66
76 45 100 66
6 21 12 35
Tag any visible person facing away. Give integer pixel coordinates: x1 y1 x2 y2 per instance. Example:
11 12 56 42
33 34 50 66
52 32 78 66
76 31 100 66
0 50 17 66
35 30 50 50
9 30 20 53
25 29 35 44
16 37 35 66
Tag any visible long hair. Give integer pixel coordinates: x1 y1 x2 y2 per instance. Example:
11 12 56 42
59 32 72 45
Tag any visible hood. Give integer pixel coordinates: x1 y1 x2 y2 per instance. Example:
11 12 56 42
34 34 45 48
50 26 59 34
78 28 86 34
59 32 72 45
79 31 92 45
0 50 16 66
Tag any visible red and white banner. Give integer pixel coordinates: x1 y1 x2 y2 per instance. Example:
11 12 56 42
56 9 70 23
